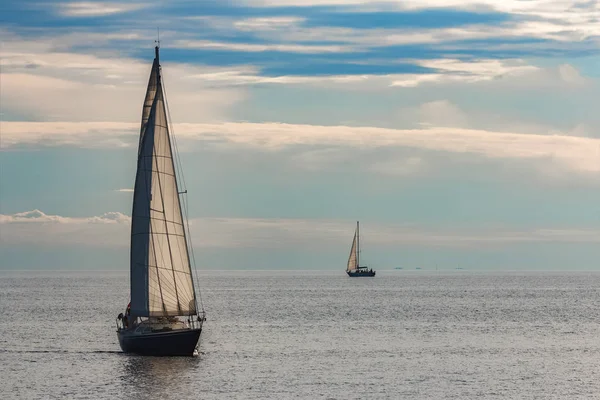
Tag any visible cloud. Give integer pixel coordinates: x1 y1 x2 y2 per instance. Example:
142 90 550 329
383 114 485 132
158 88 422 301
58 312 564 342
3 210 600 249
225 1 600 49
415 100 469 128
389 59 542 87
186 68 386 86
115 188 134 192
0 121 138 148
399 97 595 139
369 157 424 176
0 33 246 122
172 39 354 54
557 63 586 85
240 0 597 18
1 28 588 122
3 120 600 174
232 17 306 31
57 2 147 17
289 148 349 171
181 59 576 90
0 210 131 248
0 209 130 224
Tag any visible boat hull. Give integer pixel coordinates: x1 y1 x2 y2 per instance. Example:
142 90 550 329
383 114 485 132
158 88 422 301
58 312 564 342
117 328 201 356
347 270 376 277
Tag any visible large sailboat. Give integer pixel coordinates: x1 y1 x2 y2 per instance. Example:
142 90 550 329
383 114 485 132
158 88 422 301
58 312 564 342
346 221 376 277
116 45 205 356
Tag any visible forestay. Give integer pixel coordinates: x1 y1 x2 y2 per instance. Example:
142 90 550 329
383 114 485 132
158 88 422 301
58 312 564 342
130 47 197 318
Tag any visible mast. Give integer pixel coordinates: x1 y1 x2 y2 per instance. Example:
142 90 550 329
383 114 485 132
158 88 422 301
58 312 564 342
356 221 360 269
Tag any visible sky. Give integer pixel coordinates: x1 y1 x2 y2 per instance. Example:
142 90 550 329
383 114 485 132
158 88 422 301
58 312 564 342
1 0 600 270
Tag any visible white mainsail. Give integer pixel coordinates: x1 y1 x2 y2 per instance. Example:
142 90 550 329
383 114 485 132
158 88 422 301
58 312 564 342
130 47 197 318
347 222 359 271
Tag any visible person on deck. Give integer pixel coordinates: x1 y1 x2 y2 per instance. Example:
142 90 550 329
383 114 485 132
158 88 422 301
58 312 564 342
123 302 131 328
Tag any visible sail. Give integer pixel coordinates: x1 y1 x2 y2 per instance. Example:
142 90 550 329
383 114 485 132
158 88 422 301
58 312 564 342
347 229 358 271
130 48 197 318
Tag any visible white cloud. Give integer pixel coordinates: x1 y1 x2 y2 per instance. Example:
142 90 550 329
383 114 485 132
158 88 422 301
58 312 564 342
231 1 599 48
289 148 349 171
0 33 246 122
419 58 537 78
416 100 469 128
3 120 600 174
0 209 130 224
233 17 306 31
369 157 424 176
0 121 138 148
184 58 550 89
391 59 540 87
58 2 146 17
186 68 380 86
115 188 134 193
1 29 585 125
0 210 130 248
172 39 354 53
3 210 600 249
558 64 586 85
241 0 597 17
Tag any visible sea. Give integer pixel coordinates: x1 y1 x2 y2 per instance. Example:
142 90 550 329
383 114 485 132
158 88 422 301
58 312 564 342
1 270 600 399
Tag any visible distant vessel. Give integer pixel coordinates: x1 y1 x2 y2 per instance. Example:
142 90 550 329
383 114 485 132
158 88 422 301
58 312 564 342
115 45 205 356
346 221 376 277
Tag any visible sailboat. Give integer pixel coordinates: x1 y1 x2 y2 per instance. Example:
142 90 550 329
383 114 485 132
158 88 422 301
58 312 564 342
115 45 205 356
346 221 376 277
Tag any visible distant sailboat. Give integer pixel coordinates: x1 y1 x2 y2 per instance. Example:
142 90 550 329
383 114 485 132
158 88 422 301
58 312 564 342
346 221 376 277
116 45 205 356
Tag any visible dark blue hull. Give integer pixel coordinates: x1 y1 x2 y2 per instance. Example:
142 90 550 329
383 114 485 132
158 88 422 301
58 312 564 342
117 328 201 356
347 270 376 277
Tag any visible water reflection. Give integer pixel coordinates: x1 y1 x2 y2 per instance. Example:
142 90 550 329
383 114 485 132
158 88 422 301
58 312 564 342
119 354 201 398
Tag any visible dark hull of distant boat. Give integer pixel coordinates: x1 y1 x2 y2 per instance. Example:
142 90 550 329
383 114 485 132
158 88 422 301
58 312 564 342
347 270 376 277
117 328 201 356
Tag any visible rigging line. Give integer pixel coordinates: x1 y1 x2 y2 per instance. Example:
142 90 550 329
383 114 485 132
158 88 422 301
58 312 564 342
149 236 194 303
183 192 203 311
148 270 191 307
145 214 194 304
148 286 192 315
139 154 173 159
149 268 193 304
150 287 179 305
132 232 186 238
148 267 181 293
137 168 178 178
161 72 205 313
141 262 193 275
131 214 184 225
149 286 179 304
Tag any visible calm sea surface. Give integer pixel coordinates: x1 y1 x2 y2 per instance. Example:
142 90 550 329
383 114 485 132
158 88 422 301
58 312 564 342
2 270 600 399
